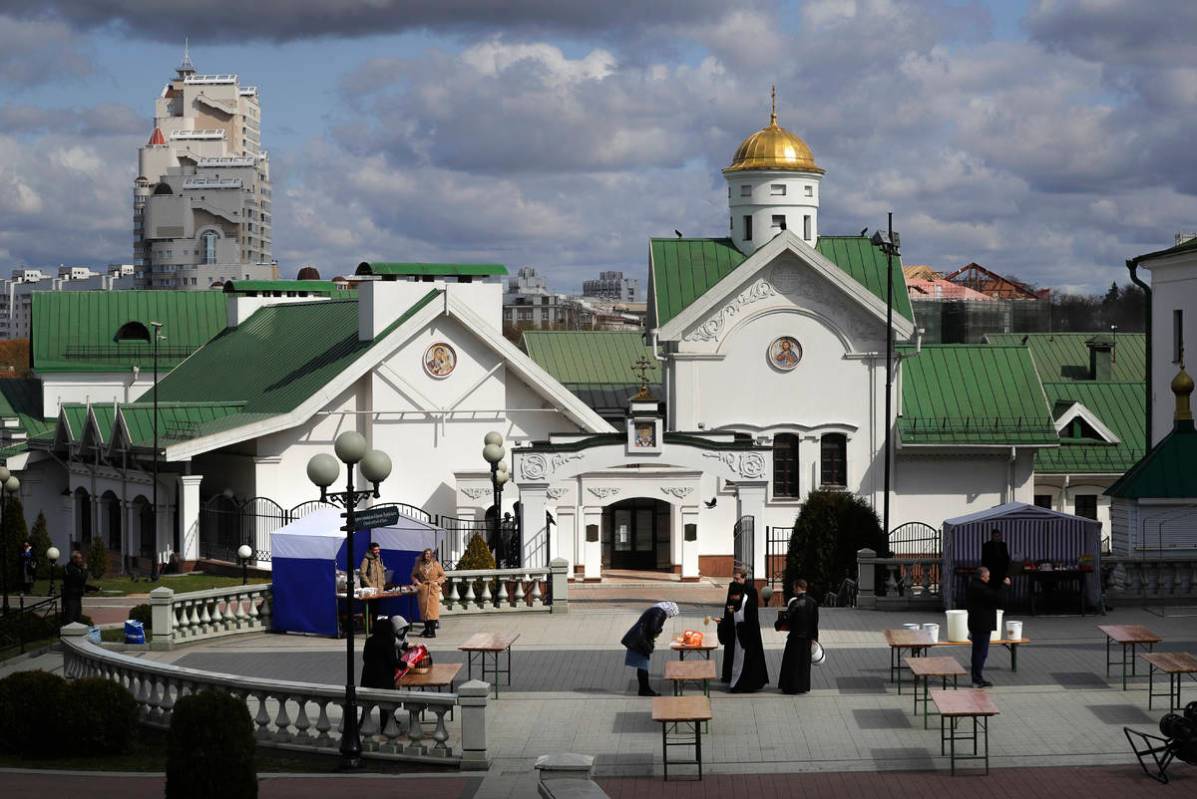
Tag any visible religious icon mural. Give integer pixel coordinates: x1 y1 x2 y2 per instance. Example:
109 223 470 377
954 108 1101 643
768 336 802 371
423 342 457 378
634 421 656 448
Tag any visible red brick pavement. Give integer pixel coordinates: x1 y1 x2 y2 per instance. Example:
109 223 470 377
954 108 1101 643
0 772 479 797
598 765 1186 797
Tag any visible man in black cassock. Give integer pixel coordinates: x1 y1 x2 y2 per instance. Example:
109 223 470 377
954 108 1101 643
719 576 769 693
981 528 1011 586
776 577 819 694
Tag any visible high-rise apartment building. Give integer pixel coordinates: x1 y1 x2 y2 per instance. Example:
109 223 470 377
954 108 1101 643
581 270 640 302
133 45 276 289
0 265 137 339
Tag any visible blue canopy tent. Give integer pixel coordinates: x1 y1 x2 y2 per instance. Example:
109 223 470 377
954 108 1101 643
270 507 445 637
942 501 1102 611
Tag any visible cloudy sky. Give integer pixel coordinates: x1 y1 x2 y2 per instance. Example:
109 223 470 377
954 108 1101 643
0 0 1194 294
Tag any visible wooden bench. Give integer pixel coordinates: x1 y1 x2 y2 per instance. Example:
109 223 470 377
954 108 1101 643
906 656 966 729
670 640 719 661
652 695 712 781
885 629 1030 694
1140 652 1197 711
1099 624 1162 690
664 659 717 698
931 688 999 776
459 632 520 698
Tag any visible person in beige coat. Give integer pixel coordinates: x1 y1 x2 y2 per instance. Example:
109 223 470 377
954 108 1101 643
411 547 446 637
359 542 387 592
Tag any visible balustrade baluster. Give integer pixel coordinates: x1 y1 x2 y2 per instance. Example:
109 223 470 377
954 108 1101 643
258 592 272 629
463 580 476 608
381 703 402 753
146 676 164 725
530 575 543 607
159 678 176 725
407 703 426 754
199 599 213 634
359 702 379 743
480 578 492 608
430 706 450 754
885 565 899 596
273 694 293 742
210 597 225 632
919 561 932 596
314 700 333 747
514 575 526 606
254 693 272 741
186 599 201 636
496 578 508 608
292 698 312 742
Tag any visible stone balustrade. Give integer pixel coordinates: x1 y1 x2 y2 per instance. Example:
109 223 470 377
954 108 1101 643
1103 557 1197 605
440 558 568 615
150 583 272 650
60 624 489 770
856 548 942 610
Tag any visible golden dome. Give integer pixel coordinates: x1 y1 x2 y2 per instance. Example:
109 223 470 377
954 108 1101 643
1173 365 1194 422
725 87 823 174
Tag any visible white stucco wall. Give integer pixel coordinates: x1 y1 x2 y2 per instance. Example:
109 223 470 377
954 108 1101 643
726 170 822 255
891 449 1036 529
1144 253 1197 444
39 372 153 418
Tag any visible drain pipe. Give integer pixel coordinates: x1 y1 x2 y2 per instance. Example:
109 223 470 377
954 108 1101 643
650 329 670 428
1126 258 1152 451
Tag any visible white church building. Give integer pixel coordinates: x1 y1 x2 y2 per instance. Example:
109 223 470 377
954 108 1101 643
7 101 1073 581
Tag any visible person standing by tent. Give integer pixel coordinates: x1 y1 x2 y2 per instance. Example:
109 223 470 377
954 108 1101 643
966 566 1010 687
775 578 818 695
621 601 679 696
411 548 446 638
359 542 386 592
720 567 769 692
62 550 89 625
981 529 1011 586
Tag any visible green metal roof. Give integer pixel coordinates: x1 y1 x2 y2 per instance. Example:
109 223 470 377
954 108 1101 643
32 291 228 373
649 235 912 329
1037 382 1146 473
144 292 440 443
1106 419 1197 498
0 441 28 461
356 262 507 278
985 333 1146 382
223 280 354 296
1128 235 1197 266
118 402 250 447
898 345 1057 446
521 331 658 385
0 378 51 438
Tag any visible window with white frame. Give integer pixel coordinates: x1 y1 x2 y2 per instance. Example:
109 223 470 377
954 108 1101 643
804 185 813 197
201 230 219 265
771 215 786 233
770 184 786 196
803 215 812 241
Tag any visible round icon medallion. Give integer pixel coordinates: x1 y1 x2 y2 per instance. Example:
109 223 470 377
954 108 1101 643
768 336 802 371
423 342 457 379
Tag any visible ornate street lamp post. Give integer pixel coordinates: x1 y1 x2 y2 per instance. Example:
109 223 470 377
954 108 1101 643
0 467 19 615
47 547 60 597
871 218 900 539
114 320 164 578
237 544 253 586
306 431 392 771
481 432 510 566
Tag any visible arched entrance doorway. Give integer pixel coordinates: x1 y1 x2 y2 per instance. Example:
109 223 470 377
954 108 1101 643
602 498 671 571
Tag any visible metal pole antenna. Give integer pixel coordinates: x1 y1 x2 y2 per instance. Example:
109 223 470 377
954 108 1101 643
1 491 7 615
341 466 362 769
883 211 894 539
151 325 160 580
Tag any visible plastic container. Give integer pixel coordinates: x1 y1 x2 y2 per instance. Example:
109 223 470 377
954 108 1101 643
990 609 1004 642
921 622 940 643
124 619 145 645
903 623 921 631
1006 619 1023 641
811 641 827 665
945 609 968 642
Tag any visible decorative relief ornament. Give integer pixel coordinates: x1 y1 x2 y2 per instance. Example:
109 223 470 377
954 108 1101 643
423 342 457 378
768 336 802 371
520 452 584 481
461 487 490 499
684 278 777 342
702 451 767 479
660 487 694 499
546 487 569 499
587 487 621 499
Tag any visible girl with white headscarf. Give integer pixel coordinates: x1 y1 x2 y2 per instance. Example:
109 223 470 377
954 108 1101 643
620 601 680 696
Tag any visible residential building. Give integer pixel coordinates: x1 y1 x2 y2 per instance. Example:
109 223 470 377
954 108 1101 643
0 265 137 340
133 45 275 290
582 270 641 303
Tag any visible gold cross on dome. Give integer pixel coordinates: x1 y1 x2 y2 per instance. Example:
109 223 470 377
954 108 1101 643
632 356 653 399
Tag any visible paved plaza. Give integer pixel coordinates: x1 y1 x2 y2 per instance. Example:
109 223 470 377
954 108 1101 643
3 586 1194 796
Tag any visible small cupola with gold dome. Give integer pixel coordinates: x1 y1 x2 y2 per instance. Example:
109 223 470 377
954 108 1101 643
724 86 824 256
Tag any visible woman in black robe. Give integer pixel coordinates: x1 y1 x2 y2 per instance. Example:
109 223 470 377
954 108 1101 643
361 616 400 689
775 578 819 694
721 581 769 693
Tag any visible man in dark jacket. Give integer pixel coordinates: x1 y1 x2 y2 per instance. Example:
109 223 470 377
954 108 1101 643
775 578 818 694
61 550 89 625
966 566 1010 687
981 529 1011 586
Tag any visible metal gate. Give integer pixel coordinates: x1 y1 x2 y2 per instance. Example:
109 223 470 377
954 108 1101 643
198 495 286 562
888 521 941 557
733 515 754 578
766 526 791 587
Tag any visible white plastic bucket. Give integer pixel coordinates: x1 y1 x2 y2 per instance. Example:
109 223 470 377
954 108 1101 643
1006 620 1023 641
811 641 827 666
903 623 921 631
990 609 1004 642
921 623 940 643
945 609 968 642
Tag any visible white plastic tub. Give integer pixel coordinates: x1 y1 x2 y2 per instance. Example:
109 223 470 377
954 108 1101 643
945 609 968 642
990 609 1004 642
921 622 940 643
903 623 921 631
1006 619 1023 640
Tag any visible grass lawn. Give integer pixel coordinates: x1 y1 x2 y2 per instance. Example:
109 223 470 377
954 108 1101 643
28 573 270 597
0 727 457 773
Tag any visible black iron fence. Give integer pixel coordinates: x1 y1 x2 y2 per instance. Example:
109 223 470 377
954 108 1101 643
0 594 60 657
733 515 754 578
888 521 941 557
766 525 791 587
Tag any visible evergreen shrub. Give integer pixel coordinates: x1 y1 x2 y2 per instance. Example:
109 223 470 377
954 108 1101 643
86 536 109 579
67 677 138 754
0 670 69 757
783 489 889 601
166 689 257 799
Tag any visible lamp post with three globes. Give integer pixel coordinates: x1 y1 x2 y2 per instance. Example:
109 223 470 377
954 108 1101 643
0 466 21 615
481 432 510 566
306 431 392 771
